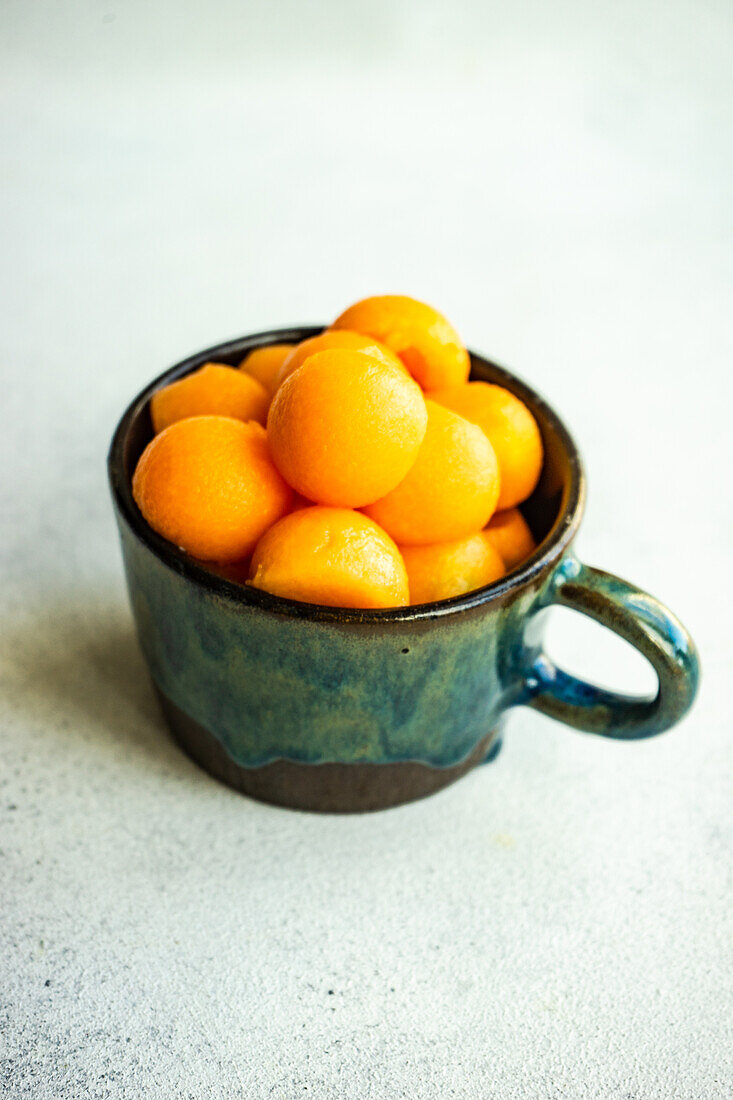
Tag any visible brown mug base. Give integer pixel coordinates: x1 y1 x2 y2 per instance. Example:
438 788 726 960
155 687 500 813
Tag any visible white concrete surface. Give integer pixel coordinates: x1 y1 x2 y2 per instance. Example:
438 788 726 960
1 2 731 1096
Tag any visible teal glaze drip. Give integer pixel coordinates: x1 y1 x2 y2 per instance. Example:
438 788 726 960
119 518 548 768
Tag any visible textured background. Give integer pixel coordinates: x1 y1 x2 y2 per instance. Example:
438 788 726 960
1 1 732 1096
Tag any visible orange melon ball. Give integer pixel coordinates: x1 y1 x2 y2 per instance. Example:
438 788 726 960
239 343 293 395
274 330 405 389
132 416 293 562
267 349 428 508
249 506 409 609
150 363 269 434
402 534 505 605
431 382 543 509
363 400 500 545
331 294 470 391
484 508 536 570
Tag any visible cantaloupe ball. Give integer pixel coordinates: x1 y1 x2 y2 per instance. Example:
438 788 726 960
431 382 543 509
402 534 505 605
274 330 406 389
239 344 294 395
362 400 500 544
484 508 536 570
249 506 409 609
267 349 428 508
132 416 292 562
331 294 470 390
150 363 269 434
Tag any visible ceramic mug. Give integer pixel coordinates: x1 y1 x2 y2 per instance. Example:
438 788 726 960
108 327 699 812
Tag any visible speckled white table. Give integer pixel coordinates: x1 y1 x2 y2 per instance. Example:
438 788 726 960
2 2 732 1097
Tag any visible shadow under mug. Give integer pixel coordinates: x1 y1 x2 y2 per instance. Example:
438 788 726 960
108 328 700 812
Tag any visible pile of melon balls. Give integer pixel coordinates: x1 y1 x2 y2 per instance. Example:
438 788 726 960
132 295 543 608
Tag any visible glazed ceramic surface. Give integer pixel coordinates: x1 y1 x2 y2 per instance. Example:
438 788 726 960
108 328 699 807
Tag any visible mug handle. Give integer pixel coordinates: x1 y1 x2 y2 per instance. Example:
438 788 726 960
526 557 700 739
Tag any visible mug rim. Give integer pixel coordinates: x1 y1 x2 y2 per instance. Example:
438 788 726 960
108 326 585 624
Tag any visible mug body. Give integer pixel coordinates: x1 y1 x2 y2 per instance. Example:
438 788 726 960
109 328 581 811
117 516 558 809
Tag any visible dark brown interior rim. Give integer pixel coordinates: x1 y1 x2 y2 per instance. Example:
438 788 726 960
108 326 585 624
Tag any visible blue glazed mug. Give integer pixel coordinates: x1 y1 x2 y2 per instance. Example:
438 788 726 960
108 328 699 812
